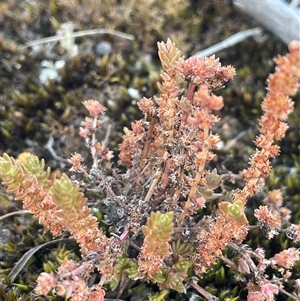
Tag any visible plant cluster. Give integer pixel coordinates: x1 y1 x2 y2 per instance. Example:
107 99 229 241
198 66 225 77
0 39 300 301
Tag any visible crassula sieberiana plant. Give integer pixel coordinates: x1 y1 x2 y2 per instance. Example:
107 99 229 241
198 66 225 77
0 39 300 301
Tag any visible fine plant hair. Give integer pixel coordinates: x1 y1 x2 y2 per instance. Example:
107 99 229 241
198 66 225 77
0 39 299 301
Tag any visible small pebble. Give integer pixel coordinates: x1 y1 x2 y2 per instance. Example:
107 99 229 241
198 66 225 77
95 41 112 56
